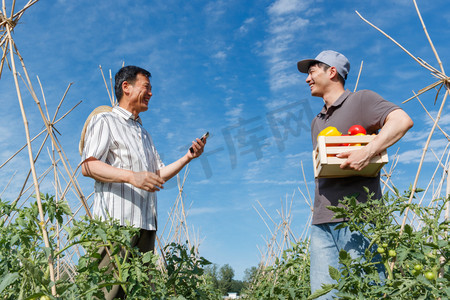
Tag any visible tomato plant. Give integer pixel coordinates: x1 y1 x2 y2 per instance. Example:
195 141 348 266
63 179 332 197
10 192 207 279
424 271 436 281
314 190 450 299
242 241 310 299
388 249 396 257
0 196 222 299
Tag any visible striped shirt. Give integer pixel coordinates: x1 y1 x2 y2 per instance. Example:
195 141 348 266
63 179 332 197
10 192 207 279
81 106 164 230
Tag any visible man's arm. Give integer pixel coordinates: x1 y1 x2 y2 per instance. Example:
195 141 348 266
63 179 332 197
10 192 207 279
157 137 206 181
338 109 413 171
82 157 165 192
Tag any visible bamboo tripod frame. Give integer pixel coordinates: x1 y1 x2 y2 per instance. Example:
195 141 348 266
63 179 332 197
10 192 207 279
0 1 201 296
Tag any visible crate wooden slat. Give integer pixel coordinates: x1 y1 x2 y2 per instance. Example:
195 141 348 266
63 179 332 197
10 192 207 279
313 135 388 178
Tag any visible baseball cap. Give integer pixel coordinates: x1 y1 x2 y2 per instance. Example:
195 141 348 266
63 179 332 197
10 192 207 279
297 50 350 80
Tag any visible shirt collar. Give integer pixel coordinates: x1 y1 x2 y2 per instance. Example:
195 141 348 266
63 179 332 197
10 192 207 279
112 106 143 125
319 90 351 115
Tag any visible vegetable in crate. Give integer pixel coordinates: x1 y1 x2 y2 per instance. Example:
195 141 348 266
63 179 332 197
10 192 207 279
347 124 366 135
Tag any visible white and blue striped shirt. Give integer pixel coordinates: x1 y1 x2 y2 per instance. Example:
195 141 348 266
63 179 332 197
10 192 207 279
82 106 164 230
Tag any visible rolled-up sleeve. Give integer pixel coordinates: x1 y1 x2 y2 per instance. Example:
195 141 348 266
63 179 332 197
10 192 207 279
81 114 111 163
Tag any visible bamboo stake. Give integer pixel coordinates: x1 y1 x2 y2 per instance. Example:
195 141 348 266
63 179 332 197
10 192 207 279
50 82 74 123
412 0 445 75
110 69 116 105
0 37 8 78
0 170 16 198
355 11 438 75
300 161 312 208
402 80 444 104
10 0 16 18
399 90 449 234
0 101 81 169
99 65 114 106
353 60 363 92
413 91 449 140
6 157 55 224
5 18 57 296
0 0 38 29
13 43 92 218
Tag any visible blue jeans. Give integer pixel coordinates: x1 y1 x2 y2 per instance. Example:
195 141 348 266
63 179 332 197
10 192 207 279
309 223 385 299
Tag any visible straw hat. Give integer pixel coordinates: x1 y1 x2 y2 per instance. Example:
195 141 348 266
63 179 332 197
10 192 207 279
79 105 113 155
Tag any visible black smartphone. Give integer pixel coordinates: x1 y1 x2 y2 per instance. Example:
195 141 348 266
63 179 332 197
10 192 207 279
189 132 209 153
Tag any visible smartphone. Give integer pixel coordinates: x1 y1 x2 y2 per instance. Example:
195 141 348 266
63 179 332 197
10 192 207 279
189 132 209 153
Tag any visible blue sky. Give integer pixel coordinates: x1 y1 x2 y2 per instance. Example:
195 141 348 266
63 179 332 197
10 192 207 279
1 0 450 280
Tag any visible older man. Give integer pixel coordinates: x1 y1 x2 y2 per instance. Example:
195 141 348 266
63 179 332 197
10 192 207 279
81 65 206 299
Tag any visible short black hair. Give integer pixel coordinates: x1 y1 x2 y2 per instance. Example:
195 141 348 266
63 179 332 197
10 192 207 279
313 62 345 87
114 66 151 102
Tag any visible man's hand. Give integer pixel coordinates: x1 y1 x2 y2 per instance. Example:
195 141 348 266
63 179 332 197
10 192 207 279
337 109 413 171
129 171 165 192
337 147 372 171
187 137 206 159
82 157 165 192
157 137 207 182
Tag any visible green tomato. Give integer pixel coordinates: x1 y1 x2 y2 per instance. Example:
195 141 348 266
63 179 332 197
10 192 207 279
382 243 388 248
388 249 396 257
424 271 436 281
414 264 423 271
377 247 385 254
412 269 421 277
40 296 51 300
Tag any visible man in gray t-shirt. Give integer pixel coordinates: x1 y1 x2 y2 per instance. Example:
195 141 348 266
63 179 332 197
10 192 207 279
297 50 413 299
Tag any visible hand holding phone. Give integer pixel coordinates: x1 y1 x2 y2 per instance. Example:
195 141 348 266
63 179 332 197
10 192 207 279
189 132 209 153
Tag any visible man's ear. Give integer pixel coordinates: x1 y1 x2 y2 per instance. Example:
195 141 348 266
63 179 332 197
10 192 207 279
328 66 339 80
122 81 131 96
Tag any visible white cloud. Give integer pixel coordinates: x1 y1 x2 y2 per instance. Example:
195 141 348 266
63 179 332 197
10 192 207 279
213 51 227 60
397 138 449 164
424 109 450 127
204 0 226 21
225 103 244 123
238 17 255 34
401 129 430 143
247 179 302 185
268 16 309 34
268 0 308 16
270 71 301 91
264 1 310 92
188 206 223 216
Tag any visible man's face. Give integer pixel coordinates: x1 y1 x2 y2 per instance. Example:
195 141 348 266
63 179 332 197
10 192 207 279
305 64 329 97
127 73 152 115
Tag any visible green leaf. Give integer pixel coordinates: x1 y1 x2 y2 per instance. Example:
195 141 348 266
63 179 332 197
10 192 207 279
95 227 107 241
339 249 351 266
0 272 20 293
329 266 340 281
404 224 413 235
437 240 448 249
142 251 152 264
308 284 335 299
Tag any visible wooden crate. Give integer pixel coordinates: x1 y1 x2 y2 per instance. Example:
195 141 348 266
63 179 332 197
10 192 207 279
313 135 388 178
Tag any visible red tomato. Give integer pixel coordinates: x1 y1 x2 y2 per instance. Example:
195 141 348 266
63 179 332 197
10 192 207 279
340 134 350 146
348 125 366 135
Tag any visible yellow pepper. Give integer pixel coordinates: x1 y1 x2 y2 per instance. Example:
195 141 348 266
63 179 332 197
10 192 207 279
317 126 341 140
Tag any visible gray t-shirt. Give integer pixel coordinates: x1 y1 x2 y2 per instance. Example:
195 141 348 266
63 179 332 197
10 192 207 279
311 90 400 225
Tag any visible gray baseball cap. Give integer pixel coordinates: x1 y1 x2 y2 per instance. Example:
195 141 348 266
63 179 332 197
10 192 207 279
297 50 350 80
